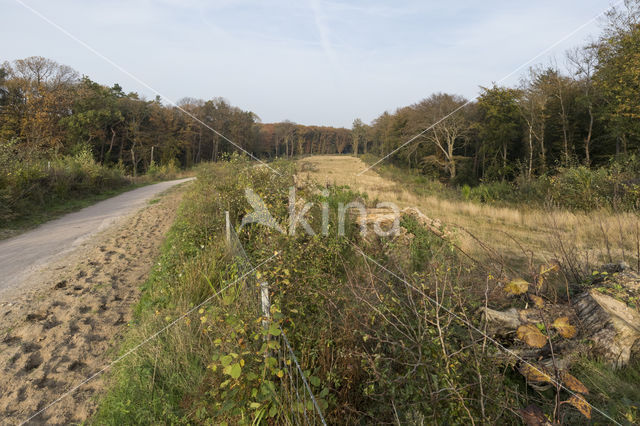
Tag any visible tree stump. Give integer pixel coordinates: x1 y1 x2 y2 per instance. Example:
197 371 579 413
574 289 640 367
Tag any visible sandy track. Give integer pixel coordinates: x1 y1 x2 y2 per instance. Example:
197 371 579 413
0 183 189 424
0 178 193 296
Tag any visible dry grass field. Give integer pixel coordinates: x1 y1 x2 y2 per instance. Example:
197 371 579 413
298 155 640 274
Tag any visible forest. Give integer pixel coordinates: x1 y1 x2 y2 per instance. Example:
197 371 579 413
1 0 640 222
0 61 351 173
360 4 640 185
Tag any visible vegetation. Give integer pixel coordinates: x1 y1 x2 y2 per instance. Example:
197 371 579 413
0 58 352 175
2 3 639 227
0 143 129 228
362 152 640 212
93 156 638 424
0 56 353 227
2 1 639 424
354 1 640 194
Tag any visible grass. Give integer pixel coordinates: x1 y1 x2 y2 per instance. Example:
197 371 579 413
95 159 502 423
299 155 640 275
0 166 195 241
93 155 640 425
93 158 296 424
0 182 143 240
299 154 640 424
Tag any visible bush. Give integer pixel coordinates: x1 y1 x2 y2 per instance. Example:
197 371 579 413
457 159 640 212
0 143 129 226
95 156 526 424
146 159 182 181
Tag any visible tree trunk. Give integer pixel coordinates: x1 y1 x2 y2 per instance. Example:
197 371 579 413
502 141 508 178
585 106 593 166
131 144 137 177
196 126 202 164
528 125 533 178
574 287 640 367
106 128 116 161
539 122 546 173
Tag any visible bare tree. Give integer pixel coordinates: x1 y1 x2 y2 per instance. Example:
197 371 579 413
567 44 598 166
415 93 469 179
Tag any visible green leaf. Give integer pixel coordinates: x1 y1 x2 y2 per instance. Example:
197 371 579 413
230 363 242 379
220 355 233 367
269 404 278 417
268 325 281 336
309 376 321 387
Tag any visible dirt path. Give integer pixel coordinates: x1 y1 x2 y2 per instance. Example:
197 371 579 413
0 183 189 425
0 178 193 296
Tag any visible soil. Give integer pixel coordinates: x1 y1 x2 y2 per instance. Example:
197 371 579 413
0 186 186 425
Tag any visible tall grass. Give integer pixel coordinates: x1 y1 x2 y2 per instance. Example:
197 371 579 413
93 157 522 424
0 143 129 227
94 155 640 424
303 155 640 273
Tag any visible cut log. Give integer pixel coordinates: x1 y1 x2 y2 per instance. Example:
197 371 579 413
401 207 447 237
481 307 521 333
574 289 640 367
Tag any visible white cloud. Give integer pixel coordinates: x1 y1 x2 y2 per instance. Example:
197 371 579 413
1 0 614 127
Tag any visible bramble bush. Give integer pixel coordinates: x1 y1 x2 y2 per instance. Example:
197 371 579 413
95 156 530 424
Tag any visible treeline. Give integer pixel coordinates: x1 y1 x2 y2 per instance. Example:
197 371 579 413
3 1 640 184
357 1 640 184
0 58 350 175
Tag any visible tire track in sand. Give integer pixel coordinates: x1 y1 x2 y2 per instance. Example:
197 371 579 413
0 185 187 425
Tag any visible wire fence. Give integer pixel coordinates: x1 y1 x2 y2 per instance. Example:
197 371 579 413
226 215 327 425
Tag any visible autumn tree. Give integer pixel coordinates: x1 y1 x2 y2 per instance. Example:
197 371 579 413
594 1 640 154
351 118 367 155
419 93 470 179
476 86 523 180
2 56 78 154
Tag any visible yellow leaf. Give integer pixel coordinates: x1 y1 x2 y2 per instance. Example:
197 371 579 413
536 263 559 290
563 394 591 419
560 371 589 394
536 274 545 291
519 363 553 384
552 316 577 339
517 324 548 348
540 262 559 276
505 278 530 295
529 294 545 308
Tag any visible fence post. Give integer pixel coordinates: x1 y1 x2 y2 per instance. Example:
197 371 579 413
225 211 230 246
260 280 270 328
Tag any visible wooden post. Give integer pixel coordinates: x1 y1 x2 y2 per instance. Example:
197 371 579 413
261 280 270 328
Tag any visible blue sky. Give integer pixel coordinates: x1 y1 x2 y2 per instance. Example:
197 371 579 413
2 0 614 127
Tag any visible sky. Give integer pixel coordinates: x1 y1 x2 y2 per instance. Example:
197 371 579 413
1 0 616 128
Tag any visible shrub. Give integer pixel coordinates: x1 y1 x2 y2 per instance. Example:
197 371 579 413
95 157 526 424
0 144 129 226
